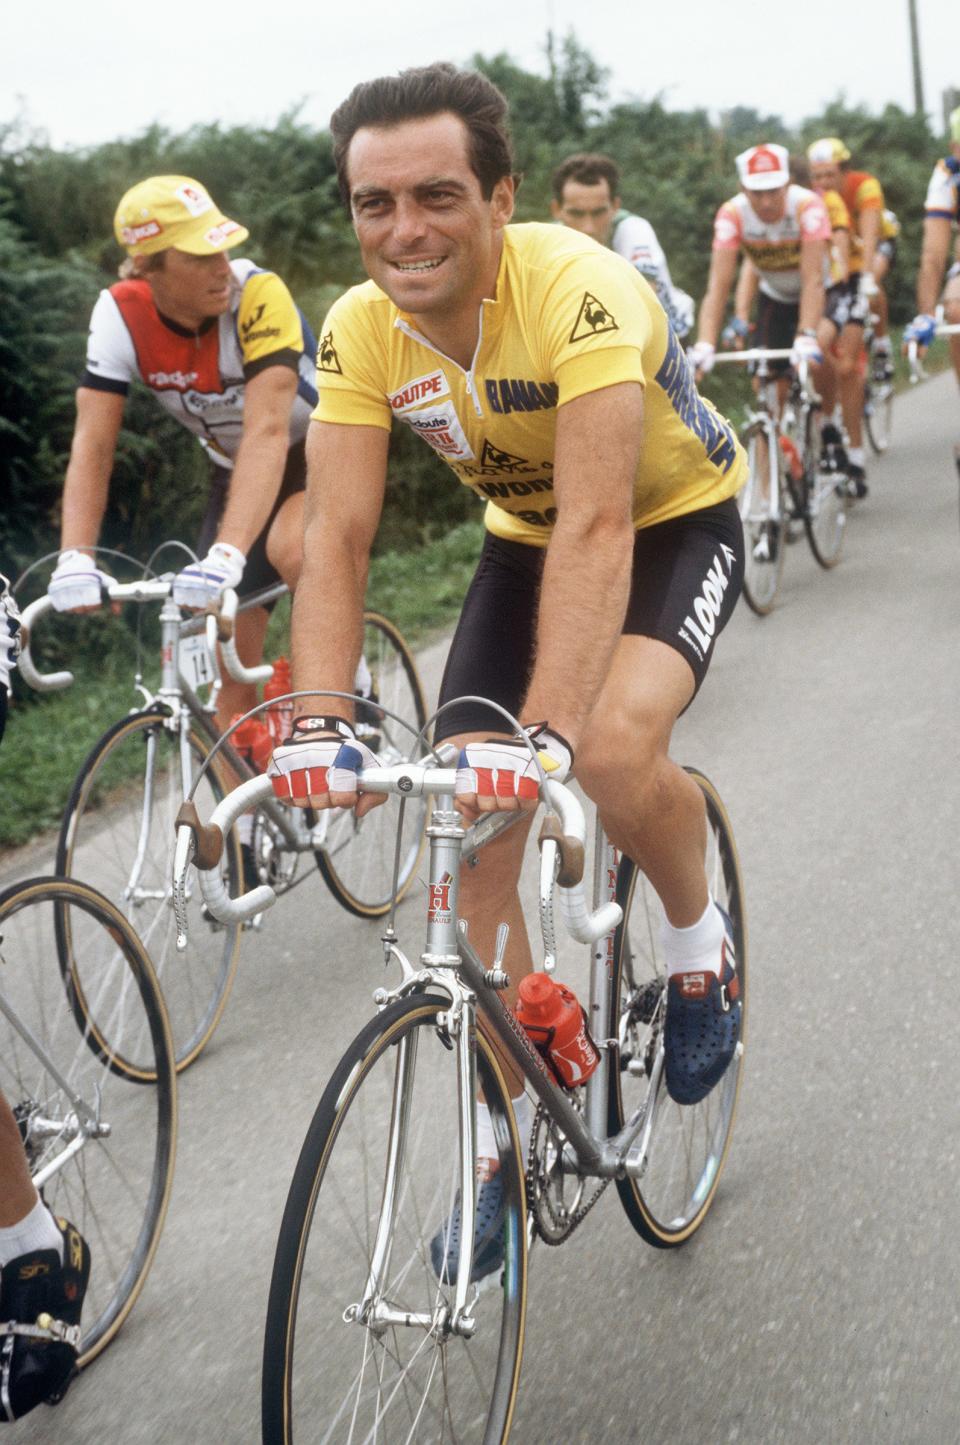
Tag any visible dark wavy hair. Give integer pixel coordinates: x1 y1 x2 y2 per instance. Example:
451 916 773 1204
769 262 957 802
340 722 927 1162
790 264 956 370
551 153 621 204
331 62 517 207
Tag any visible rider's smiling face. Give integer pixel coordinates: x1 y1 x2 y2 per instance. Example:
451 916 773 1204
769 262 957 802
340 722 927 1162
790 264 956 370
346 112 515 325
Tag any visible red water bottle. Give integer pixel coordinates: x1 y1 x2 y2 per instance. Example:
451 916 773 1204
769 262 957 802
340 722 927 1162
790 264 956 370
230 714 273 771
263 656 293 745
778 435 804 483
514 974 600 1088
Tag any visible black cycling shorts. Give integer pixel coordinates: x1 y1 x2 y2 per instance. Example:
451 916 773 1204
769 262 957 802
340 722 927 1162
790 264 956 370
435 497 744 741
824 278 866 330
198 439 306 604
754 293 798 377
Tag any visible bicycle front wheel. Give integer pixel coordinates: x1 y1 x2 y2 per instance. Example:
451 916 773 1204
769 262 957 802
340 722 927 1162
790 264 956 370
864 378 894 455
803 414 847 569
739 425 786 615
314 612 429 918
0 877 176 1366
608 770 747 1247
57 709 242 1072
262 994 527 1444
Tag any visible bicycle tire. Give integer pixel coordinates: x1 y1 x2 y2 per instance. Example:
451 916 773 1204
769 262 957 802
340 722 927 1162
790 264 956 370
864 378 894 455
608 769 747 1247
313 611 429 918
262 993 526 1443
0 876 176 1367
801 410 847 570
56 708 242 1073
739 425 786 615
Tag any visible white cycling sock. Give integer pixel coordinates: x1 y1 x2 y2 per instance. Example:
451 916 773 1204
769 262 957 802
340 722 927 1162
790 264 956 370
660 899 725 979
847 446 865 467
476 1092 534 1167
873 334 892 354
0 1196 63 1266
237 814 254 846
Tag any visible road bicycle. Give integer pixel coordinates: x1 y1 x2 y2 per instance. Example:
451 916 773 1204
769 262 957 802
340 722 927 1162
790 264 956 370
0 875 176 1374
172 703 747 1442
19 566 428 1071
715 348 847 615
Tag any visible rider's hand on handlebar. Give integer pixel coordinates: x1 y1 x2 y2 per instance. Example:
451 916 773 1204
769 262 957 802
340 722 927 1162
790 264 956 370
48 549 116 613
454 724 573 817
902 313 937 354
172 542 245 610
267 715 386 817
686 341 715 379
720 318 751 351
791 331 822 369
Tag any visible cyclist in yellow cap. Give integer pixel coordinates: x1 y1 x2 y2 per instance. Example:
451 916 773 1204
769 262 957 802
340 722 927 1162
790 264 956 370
50 175 317 736
905 107 960 393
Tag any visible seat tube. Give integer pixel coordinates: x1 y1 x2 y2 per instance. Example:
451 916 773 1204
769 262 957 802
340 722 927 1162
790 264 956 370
585 817 617 1142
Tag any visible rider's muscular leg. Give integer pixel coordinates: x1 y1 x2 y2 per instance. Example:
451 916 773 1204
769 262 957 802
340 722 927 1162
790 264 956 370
0 1092 39 1226
836 322 864 448
215 603 269 734
266 492 304 593
577 636 707 928
944 280 960 389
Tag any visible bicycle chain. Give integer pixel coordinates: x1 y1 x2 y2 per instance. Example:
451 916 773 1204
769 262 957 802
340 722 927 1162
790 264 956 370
525 1101 611 1246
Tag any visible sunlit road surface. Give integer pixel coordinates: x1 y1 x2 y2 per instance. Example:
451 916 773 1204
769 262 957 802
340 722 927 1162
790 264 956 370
21 371 960 1443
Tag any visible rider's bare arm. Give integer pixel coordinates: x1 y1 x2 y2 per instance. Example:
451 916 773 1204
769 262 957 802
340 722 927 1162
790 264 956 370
696 247 739 349
215 364 299 556
858 206 881 277
520 381 641 751
291 419 390 723
798 237 827 334
733 257 759 329
916 215 953 318
60 388 126 552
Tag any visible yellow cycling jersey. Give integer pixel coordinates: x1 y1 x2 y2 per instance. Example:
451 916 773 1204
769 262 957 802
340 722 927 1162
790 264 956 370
820 189 851 285
312 223 746 546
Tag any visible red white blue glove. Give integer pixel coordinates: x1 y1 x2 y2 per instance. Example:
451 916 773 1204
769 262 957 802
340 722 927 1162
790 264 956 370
268 715 384 812
687 341 716 376
455 724 573 812
48 549 115 612
791 332 823 369
904 313 937 348
173 542 245 610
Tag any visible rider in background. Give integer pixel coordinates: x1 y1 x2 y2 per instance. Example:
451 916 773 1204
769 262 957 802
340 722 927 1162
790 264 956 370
0 578 90 1421
905 106 960 393
50 176 316 734
807 138 888 496
691 142 828 393
551 152 695 340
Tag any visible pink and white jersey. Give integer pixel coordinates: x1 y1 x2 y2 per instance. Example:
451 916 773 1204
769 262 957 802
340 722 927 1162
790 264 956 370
712 185 832 303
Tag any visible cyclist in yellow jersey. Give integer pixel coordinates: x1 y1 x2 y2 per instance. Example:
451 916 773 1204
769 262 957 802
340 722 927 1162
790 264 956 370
808 138 888 494
268 63 746 1284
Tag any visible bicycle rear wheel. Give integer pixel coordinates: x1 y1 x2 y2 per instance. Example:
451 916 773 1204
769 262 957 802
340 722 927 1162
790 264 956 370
0 877 176 1366
262 994 526 1443
608 770 746 1247
864 378 894 455
802 415 847 569
56 709 242 1072
739 425 786 615
314 611 429 918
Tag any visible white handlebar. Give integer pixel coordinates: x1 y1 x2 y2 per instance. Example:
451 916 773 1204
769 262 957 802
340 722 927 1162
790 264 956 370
18 595 73 691
205 591 273 685
711 348 795 364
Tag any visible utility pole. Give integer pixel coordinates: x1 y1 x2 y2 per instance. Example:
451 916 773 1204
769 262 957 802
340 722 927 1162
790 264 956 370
907 0 925 117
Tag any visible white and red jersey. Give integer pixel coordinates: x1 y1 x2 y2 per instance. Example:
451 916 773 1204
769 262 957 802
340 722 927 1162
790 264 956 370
924 158 960 226
81 259 317 467
712 185 832 303
611 211 694 338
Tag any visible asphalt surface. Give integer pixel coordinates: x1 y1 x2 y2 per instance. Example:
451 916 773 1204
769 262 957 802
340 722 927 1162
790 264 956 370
15 370 960 1443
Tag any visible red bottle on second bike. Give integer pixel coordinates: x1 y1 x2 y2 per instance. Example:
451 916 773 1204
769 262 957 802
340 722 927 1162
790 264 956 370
264 656 293 746
515 973 600 1088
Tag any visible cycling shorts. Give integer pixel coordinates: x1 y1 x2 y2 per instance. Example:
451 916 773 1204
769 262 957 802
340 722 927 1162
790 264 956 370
435 498 744 741
824 278 868 330
199 440 306 605
754 293 798 377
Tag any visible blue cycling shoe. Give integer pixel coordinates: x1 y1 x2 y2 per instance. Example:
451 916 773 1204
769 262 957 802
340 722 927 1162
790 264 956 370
664 908 741 1106
429 1169 505 1285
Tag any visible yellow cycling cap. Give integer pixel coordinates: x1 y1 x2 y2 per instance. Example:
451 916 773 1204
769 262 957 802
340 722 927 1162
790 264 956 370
950 106 960 143
114 176 249 256
806 137 851 165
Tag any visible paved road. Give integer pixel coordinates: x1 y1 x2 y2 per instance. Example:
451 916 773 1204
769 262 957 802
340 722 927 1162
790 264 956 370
20 372 960 1442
